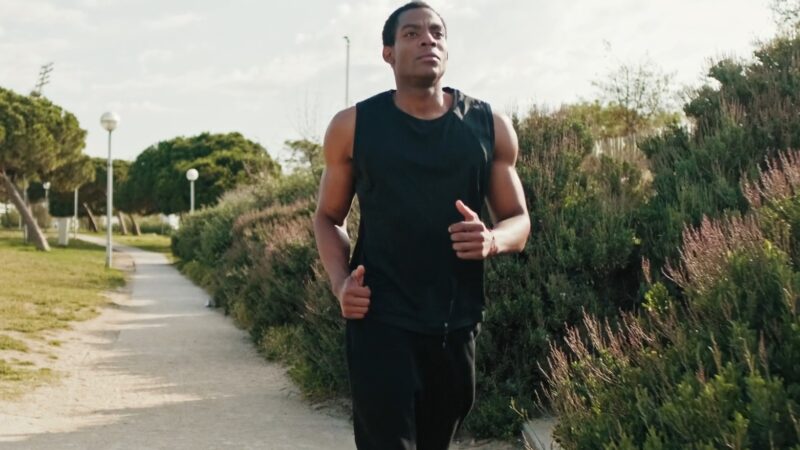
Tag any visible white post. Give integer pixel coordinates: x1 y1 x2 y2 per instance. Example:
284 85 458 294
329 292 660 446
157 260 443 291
73 188 78 239
43 181 50 231
22 178 28 240
106 130 113 268
344 36 350 107
100 111 119 269
186 168 198 214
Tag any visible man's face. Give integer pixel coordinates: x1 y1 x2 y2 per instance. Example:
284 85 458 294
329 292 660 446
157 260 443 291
383 7 448 86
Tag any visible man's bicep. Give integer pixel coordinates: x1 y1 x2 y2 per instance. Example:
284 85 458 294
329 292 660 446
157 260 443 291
486 112 528 222
316 109 356 226
317 164 355 226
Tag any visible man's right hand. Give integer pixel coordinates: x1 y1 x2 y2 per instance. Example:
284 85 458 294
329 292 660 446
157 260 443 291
336 265 371 319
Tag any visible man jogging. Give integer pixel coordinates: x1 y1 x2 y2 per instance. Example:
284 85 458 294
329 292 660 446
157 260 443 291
313 2 530 449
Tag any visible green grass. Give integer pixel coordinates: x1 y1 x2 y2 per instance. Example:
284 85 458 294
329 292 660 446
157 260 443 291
0 359 55 398
83 231 172 257
0 334 29 352
0 229 125 397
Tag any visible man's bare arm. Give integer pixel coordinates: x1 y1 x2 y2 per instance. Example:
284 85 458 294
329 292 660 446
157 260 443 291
313 107 371 319
485 112 530 253
449 112 530 259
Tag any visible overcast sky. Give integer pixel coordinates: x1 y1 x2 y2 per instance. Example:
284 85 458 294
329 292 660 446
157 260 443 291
0 0 780 164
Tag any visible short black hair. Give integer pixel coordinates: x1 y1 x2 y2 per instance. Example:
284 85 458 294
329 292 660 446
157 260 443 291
382 1 446 47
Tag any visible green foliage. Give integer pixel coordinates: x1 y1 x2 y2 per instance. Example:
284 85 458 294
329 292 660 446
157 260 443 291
559 101 679 141
639 33 800 273
546 217 800 448
466 107 648 438
0 86 90 188
0 86 93 248
592 57 676 136
540 32 800 449
45 157 130 218
123 132 281 214
284 138 323 176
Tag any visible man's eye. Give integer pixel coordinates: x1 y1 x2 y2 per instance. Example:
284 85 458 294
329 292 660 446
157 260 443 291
406 31 417 37
433 32 444 38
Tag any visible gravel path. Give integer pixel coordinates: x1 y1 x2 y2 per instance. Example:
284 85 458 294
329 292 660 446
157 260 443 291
0 237 355 449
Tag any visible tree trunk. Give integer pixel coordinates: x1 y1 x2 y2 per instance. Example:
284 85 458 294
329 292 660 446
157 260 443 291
128 213 141 236
1 172 50 251
83 203 99 233
117 210 128 235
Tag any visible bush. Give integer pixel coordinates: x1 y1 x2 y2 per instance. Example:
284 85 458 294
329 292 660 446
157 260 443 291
544 150 800 448
639 33 800 273
545 219 800 449
1 207 20 229
136 215 172 235
466 108 648 438
539 31 800 448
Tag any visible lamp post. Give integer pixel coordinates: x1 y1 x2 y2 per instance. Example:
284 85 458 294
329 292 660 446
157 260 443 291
100 112 119 268
343 35 350 107
186 168 198 213
73 188 78 239
42 181 50 230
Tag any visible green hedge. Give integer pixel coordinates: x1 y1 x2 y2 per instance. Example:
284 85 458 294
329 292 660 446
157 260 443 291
542 31 800 449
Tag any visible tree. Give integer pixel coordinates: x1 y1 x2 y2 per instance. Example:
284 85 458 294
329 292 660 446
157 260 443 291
772 0 800 32
283 138 323 175
592 57 676 136
0 86 90 251
122 132 281 215
49 157 131 232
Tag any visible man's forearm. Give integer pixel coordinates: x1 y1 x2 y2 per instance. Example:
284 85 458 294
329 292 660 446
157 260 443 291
490 213 530 255
313 215 352 296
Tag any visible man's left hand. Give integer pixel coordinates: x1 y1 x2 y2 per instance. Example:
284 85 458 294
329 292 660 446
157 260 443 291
448 199 498 260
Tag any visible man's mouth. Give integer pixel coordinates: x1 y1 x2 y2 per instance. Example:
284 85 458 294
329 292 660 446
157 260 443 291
417 54 440 62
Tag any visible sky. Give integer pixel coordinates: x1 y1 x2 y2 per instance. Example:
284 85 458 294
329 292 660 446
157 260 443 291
0 0 781 165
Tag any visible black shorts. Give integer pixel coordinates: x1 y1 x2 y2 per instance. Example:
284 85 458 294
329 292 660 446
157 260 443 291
345 316 480 450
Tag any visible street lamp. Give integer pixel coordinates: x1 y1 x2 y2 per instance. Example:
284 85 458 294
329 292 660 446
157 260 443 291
73 188 79 239
343 35 350 107
100 111 119 268
186 168 198 213
42 181 50 211
42 181 51 230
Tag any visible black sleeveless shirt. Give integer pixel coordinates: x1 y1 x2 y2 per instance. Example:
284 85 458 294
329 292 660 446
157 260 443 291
350 87 494 334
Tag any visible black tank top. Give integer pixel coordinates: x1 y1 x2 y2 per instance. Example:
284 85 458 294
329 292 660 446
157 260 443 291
350 87 495 334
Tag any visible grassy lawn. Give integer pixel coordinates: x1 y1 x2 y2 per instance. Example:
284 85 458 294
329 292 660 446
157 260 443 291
82 230 173 257
0 229 125 399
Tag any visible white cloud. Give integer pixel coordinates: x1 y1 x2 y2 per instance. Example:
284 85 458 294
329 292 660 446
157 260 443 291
144 12 204 30
295 33 309 44
0 38 72 90
78 0 123 7
138 49 174 66
0 0 91 28
107 100 182 113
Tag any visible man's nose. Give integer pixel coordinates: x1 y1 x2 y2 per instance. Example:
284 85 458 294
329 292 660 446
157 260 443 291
420 31 437 47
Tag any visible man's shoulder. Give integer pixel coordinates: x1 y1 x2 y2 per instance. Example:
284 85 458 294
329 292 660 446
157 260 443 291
449 87 493 120
357 90 392 109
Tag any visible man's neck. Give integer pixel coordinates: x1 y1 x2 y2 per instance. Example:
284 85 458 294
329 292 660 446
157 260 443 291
393 84 452 120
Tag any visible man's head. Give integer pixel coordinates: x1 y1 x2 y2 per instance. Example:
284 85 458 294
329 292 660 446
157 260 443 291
382 2 448 87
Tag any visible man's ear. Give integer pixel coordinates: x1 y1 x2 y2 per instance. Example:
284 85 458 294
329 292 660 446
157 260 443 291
382 46 395 66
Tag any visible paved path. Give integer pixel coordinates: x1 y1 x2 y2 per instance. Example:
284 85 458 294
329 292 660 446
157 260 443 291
0 236 355 449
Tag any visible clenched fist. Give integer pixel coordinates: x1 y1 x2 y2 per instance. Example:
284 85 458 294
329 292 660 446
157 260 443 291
336 265 371 319
448 200 498 260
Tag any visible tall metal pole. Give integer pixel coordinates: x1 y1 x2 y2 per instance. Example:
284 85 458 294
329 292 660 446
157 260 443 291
190 180 195 214
73 188 78 239
344 36 350 107
106 130 113 268
21 178 27 240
